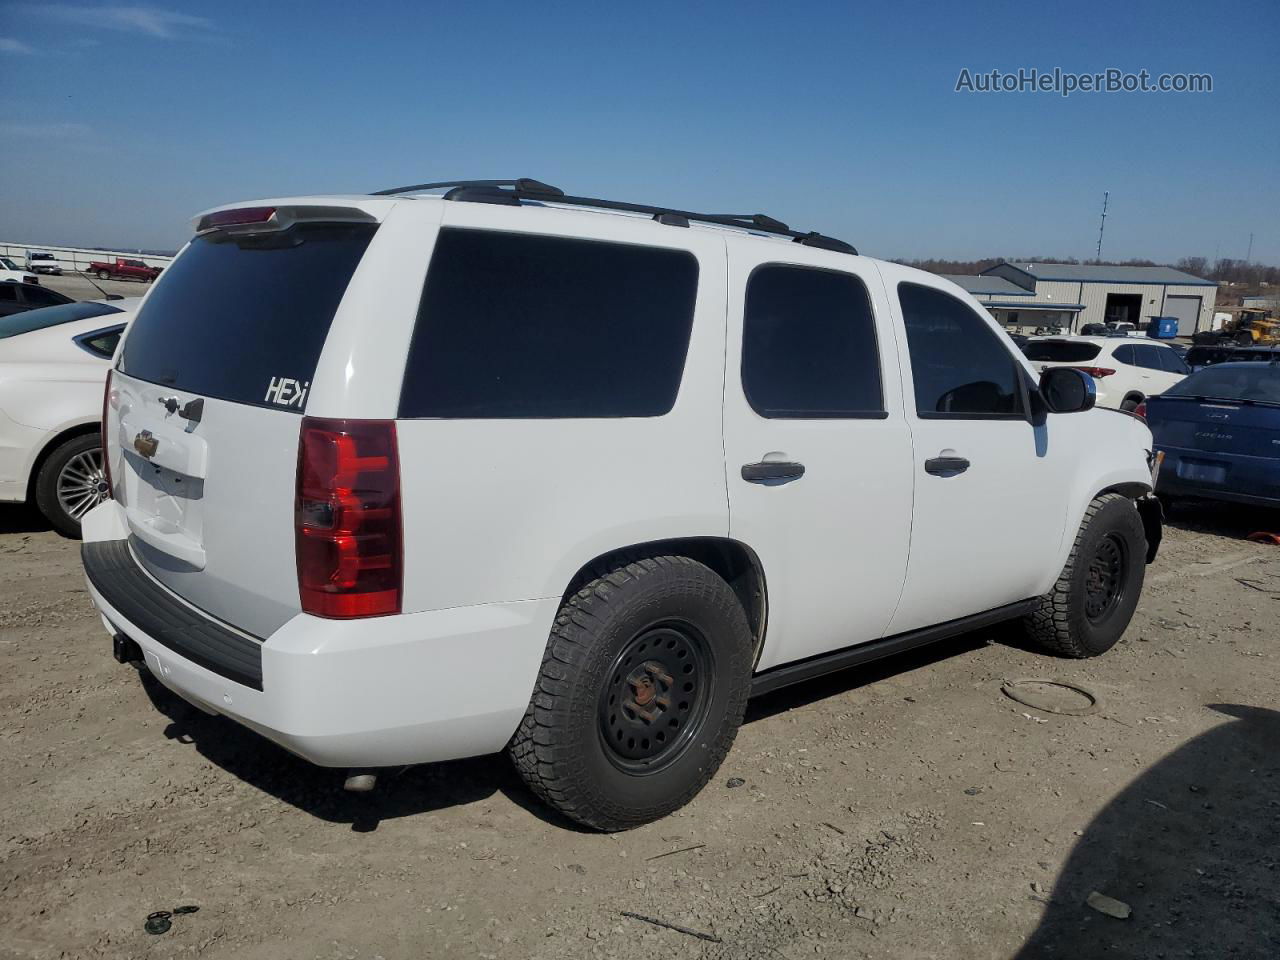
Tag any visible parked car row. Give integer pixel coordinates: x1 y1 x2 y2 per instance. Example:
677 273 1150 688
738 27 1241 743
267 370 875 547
1020 335 1190 412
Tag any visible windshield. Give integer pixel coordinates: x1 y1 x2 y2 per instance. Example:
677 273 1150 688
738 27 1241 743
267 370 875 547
1021 341 1102 362
0 301 123 339
1 257 20 271
1165 365 1280 404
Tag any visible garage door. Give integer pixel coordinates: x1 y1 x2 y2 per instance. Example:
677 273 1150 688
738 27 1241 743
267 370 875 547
1164 295 1201 335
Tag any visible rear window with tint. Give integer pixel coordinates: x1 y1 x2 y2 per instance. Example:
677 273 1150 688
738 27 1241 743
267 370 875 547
1021 341 1102 363
399 229 698 418
1167 365 1280 403
118 223 377 410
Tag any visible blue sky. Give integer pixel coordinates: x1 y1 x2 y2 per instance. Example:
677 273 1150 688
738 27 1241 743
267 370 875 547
1 0 1277 263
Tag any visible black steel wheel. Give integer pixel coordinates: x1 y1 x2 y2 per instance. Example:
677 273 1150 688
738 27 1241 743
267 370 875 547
509 554 753 831
1084 533 1128 623
598 621 713 773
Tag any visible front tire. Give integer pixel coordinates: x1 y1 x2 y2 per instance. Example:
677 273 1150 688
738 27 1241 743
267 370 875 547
508 555 753 831
34 433 110 538
1023 493 1146 658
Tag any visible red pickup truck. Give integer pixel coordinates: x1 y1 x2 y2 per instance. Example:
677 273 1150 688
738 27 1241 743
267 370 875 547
88 257 164 283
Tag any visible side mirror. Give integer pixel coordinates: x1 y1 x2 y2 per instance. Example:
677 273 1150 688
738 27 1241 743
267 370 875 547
1039 367 1096 413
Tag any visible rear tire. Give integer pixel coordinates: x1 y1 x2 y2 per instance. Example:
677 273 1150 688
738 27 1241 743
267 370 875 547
1023 493 1146 658
508 554 753 831
34 433 109 538
96 269 109 280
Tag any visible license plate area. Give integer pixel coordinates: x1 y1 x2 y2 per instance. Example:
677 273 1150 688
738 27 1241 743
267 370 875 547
1175 458 1228 485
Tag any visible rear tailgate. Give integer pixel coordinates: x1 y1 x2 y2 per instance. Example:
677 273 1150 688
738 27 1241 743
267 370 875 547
1148 395 1280 495
106 208 384 638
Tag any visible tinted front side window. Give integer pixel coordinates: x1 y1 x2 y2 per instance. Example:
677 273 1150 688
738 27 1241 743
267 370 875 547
399 229 698 418
742 264 883 418
119 223 376 410
1132 345 1164 370
1155 348 1189 374
899 283 1023 417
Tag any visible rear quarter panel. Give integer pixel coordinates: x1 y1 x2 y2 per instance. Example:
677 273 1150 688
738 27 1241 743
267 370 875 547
349 204 732 614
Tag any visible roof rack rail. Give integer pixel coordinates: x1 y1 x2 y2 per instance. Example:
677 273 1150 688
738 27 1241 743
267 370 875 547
370 179 857 254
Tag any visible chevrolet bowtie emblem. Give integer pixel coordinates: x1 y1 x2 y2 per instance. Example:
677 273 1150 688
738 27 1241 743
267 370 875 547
133 430 159 459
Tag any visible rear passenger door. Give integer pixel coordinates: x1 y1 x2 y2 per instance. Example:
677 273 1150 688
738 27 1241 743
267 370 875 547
882 275 1068 634
722 250 914 671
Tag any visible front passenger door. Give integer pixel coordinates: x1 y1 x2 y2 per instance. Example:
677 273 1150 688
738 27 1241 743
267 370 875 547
883 277 1069 635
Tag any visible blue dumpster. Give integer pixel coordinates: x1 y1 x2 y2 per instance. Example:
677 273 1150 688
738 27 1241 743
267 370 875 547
1146 316 1179 339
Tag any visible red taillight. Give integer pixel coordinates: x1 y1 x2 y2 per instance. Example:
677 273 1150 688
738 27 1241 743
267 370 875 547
295 418 402 619
101 370 114 499
198 206 278 231
1069 366 1117 378
1133 401 1147 420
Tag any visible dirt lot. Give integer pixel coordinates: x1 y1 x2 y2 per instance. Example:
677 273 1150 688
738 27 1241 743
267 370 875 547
1 502 1277 960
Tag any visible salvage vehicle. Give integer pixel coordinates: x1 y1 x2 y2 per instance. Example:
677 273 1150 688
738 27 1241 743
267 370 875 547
26 252 63 275
1146 360 1280 509
1022 335 1189 411
0 280 74 317
81 181 1162 831
0 298 139 535
87 257 163 283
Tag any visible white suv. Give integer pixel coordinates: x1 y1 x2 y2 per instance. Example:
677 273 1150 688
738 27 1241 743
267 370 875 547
1022 335 1190 411
82 180 1163 831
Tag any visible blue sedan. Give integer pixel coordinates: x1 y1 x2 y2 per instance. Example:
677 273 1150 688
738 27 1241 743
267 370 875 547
1145 362 1280 508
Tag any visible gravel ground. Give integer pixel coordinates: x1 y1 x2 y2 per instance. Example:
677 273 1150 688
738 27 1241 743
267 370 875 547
1 501 1277 960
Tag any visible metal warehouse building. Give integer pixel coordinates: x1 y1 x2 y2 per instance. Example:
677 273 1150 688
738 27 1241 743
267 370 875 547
971 262 1218 336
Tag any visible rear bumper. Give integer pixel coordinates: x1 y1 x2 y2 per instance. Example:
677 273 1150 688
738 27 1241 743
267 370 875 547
1155 445 1280 508
81 505 557 768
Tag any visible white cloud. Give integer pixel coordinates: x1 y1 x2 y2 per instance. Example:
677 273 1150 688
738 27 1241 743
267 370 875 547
20 5 213 39
0 122 92 138
0 36 36 53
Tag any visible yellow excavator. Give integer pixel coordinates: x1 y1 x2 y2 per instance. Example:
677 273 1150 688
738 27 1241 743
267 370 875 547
1194 307 1280 346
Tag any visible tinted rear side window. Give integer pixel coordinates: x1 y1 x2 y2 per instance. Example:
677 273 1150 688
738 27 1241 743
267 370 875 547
1021 341 1101 363
741 264 883 418
399 229 698 418
899 283 1023 417
118 223 377 410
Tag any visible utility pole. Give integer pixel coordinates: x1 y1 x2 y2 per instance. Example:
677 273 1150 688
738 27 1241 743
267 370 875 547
1096 192 1109 261
1246 232 1254 262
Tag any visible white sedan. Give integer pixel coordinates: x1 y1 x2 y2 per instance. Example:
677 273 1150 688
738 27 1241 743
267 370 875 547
1021 335 1190 412
0 298 139 535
